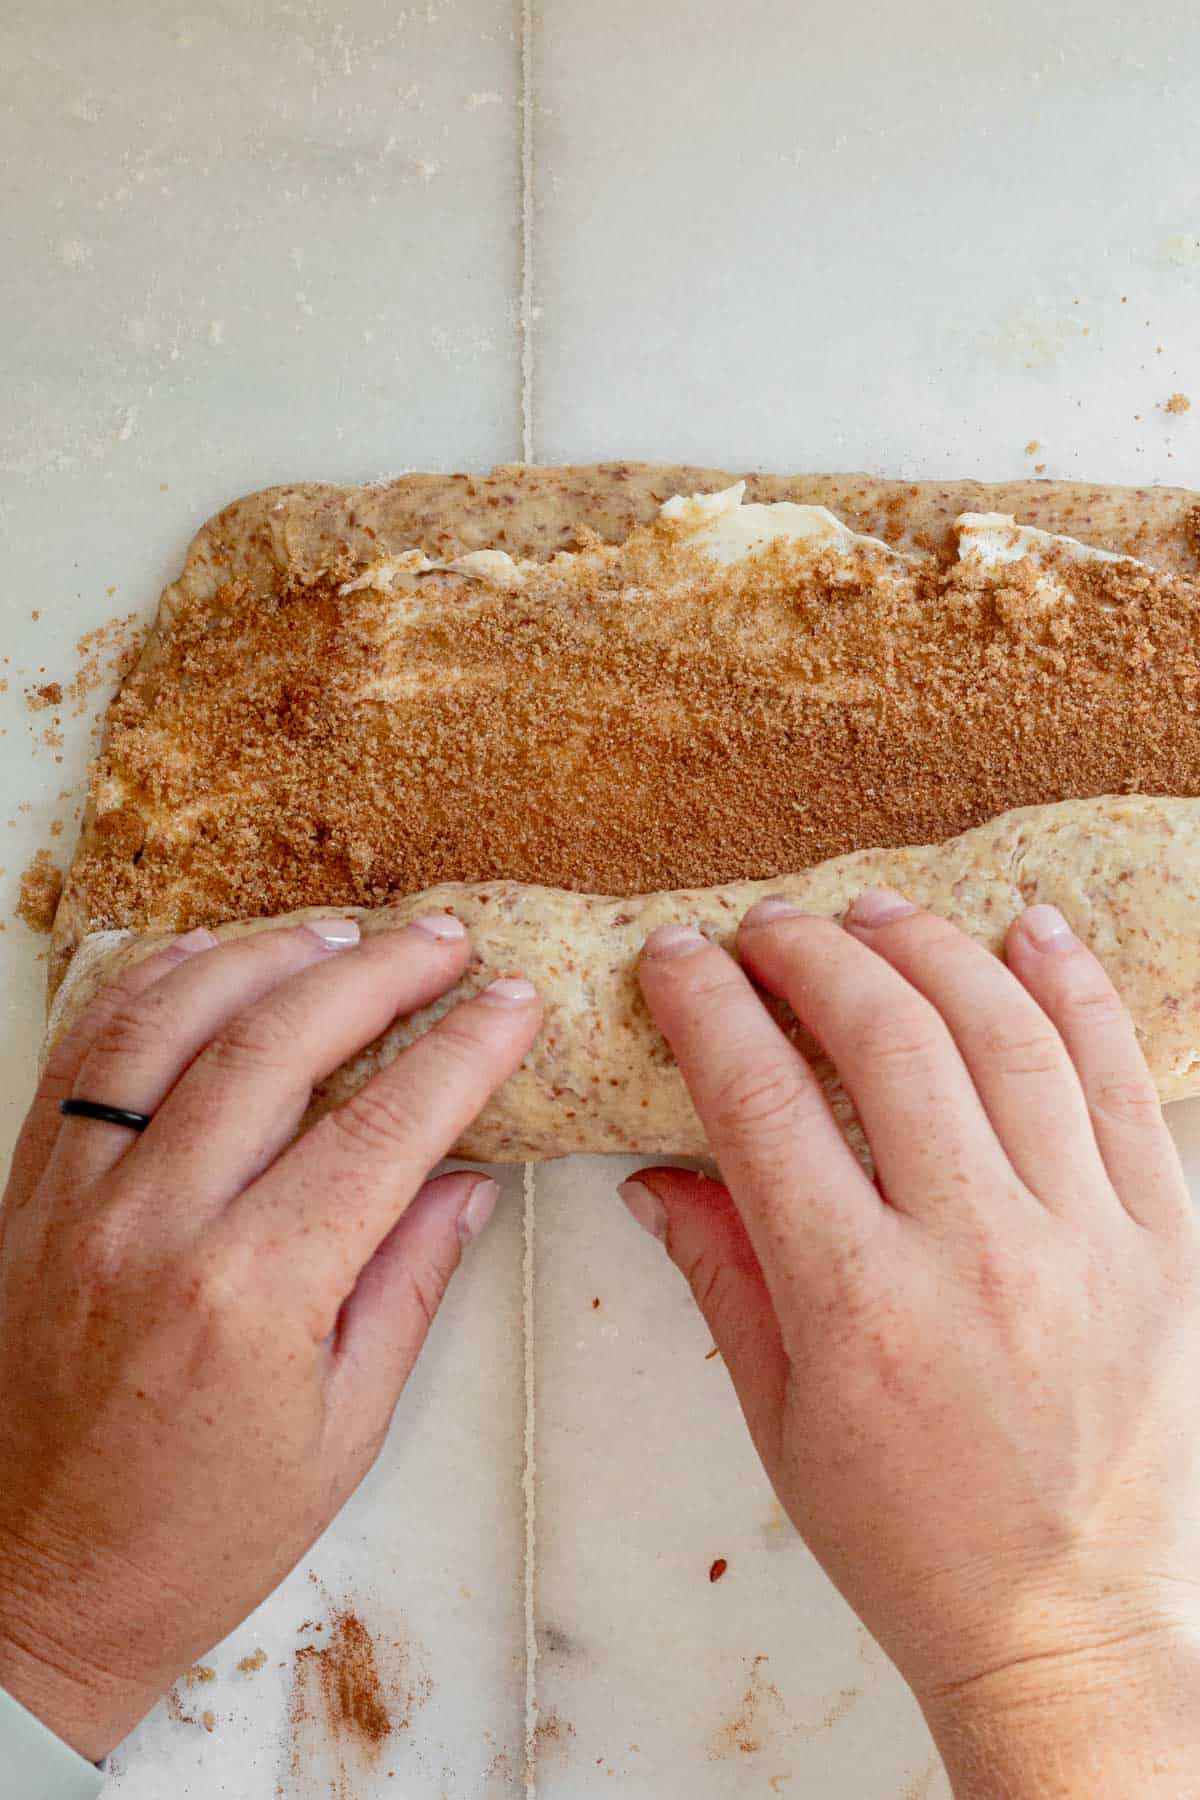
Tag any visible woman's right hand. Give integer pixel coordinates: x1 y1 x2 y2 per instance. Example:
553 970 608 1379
0 914 541 1763
627 892 1200 1797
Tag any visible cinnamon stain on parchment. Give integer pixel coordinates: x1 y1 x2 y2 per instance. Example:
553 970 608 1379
708 1652 862 1762
284 1599 431 1798
532 1707 577 1763
709 1655 785 1758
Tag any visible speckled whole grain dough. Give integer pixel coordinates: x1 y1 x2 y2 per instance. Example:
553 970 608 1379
46 796 1200 1163
51 462 1200 997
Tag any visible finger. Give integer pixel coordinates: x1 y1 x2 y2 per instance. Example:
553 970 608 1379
619 1167 790 1480
225 979 542 1331
843 890 1114 1219
15 929 218 1195
328 1169 501 1448
49 918 368 1191
1005 906 1190 1233
737 902 1024 1230
636 925 880 1321
125 915 476 1212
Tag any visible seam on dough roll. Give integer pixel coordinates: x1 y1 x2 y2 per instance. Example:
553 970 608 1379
45 796 1200 1164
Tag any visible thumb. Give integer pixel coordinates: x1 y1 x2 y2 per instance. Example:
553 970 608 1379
329 1168 499 1432
620 1168 790 1476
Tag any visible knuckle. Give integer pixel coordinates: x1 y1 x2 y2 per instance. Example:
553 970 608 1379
1089 1076 1164 1131
170 1244 250 1324
90 988 176 1065
201 1001 301 1077
70 1221 129 1292
426 1016 493 1079
851 999 943 1072
392 1257 450 1341
666 960 735 1007
975 1019 1064 1079
708 1063 806 1146
681 1248 742 1326
1060 982 1127 1030
40 1030 82 1094
326 1082 424 1155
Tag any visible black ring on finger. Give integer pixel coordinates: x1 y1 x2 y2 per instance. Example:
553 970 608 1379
60 1099 154 1133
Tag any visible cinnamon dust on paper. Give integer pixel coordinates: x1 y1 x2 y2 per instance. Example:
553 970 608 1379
292 1610 391 1753
286 1600 431 1796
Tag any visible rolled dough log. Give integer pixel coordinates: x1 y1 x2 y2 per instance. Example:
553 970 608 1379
46 795 1200 1164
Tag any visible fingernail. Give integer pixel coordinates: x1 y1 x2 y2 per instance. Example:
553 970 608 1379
742 896 803 929
175 927 218 954
410 912 467 941
1020 904 1076 953
457 1176 500 1244
642 923 707 960
305 917 361 949
847 888 917 928
619 1179 668 1240
479 976 538 1006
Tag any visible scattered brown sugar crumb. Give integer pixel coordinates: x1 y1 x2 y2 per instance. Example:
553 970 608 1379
290 1609 391 1758
49 818 63 836
30 609 39 621
591 1296 600 1310
25 681 62 710
184 1665 216 1686
709 1558 728 1583
1165 392 1192 415
237 1647 268 1675
704 1345 720 1360
1034 464 1047 474
201 1709 216 1733
16 850 62 932
1023 439 1040 454
67 612 144 718
532 1709 576 1761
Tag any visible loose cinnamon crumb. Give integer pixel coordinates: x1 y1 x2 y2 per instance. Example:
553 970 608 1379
1166 392 1192 415
16 850 62 932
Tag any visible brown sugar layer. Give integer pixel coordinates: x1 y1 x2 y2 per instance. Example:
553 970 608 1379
53 464 1200 990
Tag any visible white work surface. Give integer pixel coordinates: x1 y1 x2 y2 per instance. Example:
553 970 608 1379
2 2 1200 1794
